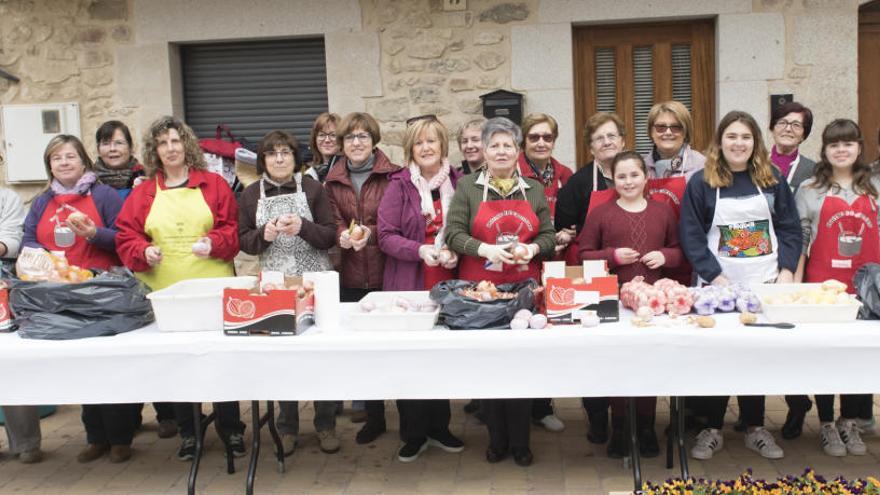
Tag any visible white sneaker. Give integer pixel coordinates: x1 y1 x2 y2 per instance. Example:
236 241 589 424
745 427 784 459
535 414 565 432
820 423 847 457
837 418 867 456
854 417 875 434
691 428 723 460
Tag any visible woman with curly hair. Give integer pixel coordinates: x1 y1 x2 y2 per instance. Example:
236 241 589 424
115 116 244 463
680 110 801 462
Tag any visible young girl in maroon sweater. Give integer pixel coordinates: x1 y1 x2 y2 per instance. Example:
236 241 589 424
577 150 682 459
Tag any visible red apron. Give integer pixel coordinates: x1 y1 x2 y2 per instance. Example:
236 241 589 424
805 193 880 293
458 180 541 284
423 197 454 289
567 163 614 265
36 193 119 270
647 175 691 285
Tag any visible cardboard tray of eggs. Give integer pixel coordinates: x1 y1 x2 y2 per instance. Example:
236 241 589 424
749 280 861 323
354 291 440 331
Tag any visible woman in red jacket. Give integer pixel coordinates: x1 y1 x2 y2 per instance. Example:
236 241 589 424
115 116 243 463
324 112 401 445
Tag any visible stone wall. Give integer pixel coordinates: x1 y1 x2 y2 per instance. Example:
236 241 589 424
361 0 532 165
0 0 868 198
0 0 134 201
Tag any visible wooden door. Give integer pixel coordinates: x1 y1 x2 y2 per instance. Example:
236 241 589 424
859 2 880 164
573 21 715 167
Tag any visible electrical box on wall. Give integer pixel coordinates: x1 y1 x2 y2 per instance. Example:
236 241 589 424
1 103 81 183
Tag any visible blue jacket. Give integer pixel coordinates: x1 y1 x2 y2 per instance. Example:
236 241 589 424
23 182 122 254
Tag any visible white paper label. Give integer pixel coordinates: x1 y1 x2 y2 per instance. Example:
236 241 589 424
831 259 852 269
574 290 599 304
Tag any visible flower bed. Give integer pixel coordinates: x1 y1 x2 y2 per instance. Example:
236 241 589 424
642 469 880 495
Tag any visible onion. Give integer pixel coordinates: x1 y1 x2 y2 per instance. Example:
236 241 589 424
359 301 376 313
350 225 365 241
581 312 600 327
514 309 533 320
635 306 653 322
512 244 530 262
528 314 548 329
510 317 529 330
438 249 453 264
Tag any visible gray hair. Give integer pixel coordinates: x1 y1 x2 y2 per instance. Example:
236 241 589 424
481 117 522 149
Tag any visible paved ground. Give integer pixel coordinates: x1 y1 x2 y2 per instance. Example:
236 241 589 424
0 396 877 494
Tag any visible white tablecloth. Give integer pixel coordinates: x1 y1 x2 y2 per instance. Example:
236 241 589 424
1 306 878 405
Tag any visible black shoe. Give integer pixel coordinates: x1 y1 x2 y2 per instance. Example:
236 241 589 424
587 412 609 444
463 399 480 414
638 427 660 458
397 439 428 462
176 436 196 461
355 421 386 444
606 429 628 459
224 433 246 458
782 405 811 440
485 447 507 463
512 447 533 466
427 430 464 452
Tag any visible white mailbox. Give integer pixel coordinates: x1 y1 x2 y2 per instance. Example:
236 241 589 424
1 102 81 183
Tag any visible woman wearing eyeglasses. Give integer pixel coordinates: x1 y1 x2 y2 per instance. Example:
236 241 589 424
306 112 341 183
769 102 816 193
94 121 145 200
238 130 337 456
324 112 401 445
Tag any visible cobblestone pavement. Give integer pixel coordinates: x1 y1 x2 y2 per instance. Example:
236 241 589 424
0 397 877 494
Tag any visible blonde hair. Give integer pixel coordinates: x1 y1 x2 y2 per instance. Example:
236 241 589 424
141 116 206 178
646 101 694 144
403 118 449 165
520 113 558 145
703 111 777 189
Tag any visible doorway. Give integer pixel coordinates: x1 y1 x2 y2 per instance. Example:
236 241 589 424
859 1 880 164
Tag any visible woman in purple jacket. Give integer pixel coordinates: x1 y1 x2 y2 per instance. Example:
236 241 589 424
377 116 463 462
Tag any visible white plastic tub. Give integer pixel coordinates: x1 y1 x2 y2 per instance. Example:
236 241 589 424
351 291 440 331
147 276 257 332
749 283 862 324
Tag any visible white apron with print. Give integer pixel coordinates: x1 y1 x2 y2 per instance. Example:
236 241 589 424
704 183 779 285
256 173 331 276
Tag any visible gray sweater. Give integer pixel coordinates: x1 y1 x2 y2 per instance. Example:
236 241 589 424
794 176 880 251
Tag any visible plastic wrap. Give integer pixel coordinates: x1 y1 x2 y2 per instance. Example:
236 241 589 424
429 279 537 330
10 267 154 340
854 263 880 319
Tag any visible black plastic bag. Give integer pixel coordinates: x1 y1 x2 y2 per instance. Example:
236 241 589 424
10 267 154 340
429 279 537 329
854 263 880 319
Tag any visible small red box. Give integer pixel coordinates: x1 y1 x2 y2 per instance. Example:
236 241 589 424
223 288 297 336
0 289 12 332
545 266 619 323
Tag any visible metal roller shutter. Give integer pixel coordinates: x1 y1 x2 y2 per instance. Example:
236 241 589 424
181 38 328 160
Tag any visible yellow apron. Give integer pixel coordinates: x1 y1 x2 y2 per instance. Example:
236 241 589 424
136 181 234 291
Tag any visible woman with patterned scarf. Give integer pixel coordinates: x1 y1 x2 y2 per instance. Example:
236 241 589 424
93 121 145 200
377 116 464 463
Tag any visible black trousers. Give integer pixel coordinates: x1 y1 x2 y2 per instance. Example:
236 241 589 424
582 397 609 421
135 402 175 427
703 395 764 429
174 402 245 439
483 398 531 451
397 399 451 443
531 398 554 419
816 394 873 422
82 403 141 446
365 400 386 425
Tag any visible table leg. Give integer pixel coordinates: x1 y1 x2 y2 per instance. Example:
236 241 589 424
246 401 261 495
627 398 642 492
265 401 285 473
666 397 677 469
675 396 689 480
188 403 204 495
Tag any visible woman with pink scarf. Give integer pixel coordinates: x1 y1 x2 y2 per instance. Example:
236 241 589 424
377 115 464 462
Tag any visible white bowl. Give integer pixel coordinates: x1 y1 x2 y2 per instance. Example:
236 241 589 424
749 283 861 323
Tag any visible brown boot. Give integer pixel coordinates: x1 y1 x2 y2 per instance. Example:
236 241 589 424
77 443 109 463
109 445 132 463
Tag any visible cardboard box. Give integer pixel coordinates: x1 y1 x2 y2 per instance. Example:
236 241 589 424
543 261 619 323
222 274 312 336
0 289 12 332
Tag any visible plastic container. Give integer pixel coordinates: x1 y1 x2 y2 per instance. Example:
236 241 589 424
749 283 862 323
352 291 439 331
147 276 257 332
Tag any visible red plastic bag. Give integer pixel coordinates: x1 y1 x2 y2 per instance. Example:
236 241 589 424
199 124 242 159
